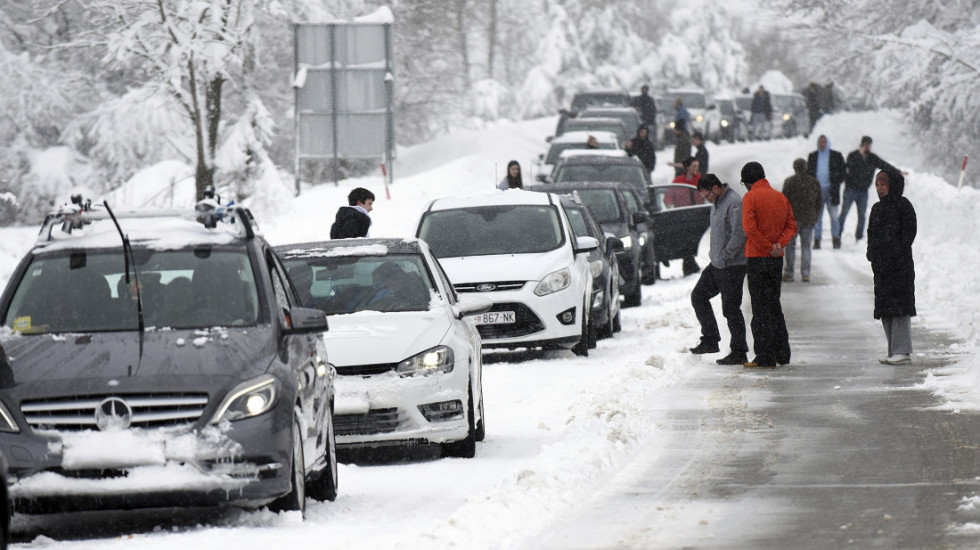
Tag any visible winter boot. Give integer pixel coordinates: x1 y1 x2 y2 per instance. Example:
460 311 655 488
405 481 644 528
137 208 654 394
832 237 841 249
813 238 821 249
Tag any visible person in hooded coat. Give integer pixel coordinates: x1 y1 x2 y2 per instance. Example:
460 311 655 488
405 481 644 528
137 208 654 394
625 124 657 174
806 134 846 249
866 170 916 365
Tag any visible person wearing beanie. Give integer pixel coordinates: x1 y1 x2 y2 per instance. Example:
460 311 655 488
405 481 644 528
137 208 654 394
688 174 749 365
781 158 822 282
866 170 917 365
740 161 797 368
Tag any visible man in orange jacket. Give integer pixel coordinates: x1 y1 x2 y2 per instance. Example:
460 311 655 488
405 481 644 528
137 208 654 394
740 161 798 368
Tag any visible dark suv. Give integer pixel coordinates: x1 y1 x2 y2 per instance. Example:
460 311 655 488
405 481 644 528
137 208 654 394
0 199 337 516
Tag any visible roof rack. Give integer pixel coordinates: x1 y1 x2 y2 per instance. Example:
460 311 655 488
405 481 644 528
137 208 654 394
36 196 259 245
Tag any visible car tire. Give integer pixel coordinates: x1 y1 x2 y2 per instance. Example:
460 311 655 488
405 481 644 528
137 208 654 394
306 401 339 503
599 284 616 339
269 414 306 516
474 371 486 442
612 311 622 333
442 385 477 458
571 300 591 357
622 280 642 308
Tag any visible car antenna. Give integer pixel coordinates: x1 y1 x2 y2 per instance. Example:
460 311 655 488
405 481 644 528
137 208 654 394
103 201 145 364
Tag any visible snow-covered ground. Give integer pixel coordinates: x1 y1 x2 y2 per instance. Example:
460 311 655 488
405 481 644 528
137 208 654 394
0 109 978 548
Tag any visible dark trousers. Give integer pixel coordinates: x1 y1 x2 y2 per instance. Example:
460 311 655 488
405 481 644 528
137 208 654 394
746 257 791 363
691 264 748 353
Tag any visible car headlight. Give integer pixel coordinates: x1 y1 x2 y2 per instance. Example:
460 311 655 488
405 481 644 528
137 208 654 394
782 113 791 121
397 345 454 376
534 268 571 296
589 260 603 278
720 119 729 127
639 233 648 247
695 114 704 122
620 235 633 249
210 374 279 424
0 400 19 433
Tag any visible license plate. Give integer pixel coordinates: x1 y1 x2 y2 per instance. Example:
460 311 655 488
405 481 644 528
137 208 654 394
471 311 515 325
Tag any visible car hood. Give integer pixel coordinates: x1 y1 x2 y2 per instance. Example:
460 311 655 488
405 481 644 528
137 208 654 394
324 311 451 367
437 248 572 284
0 327 276 390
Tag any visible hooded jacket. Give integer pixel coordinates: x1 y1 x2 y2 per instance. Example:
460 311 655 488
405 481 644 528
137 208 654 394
742 178 798 258
330 205 371 239
782 159 823 227
867 171 916 319
806 137 846 205
625 124 657 171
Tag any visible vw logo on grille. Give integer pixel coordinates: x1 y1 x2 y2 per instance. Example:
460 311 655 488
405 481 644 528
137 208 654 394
476 283 497 292
95 397 134 431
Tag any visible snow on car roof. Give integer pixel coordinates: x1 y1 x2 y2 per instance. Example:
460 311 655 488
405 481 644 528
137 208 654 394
552 131 619 144
34 215 244 253
559 149 628 159
427 189 556 211
275 238 423 258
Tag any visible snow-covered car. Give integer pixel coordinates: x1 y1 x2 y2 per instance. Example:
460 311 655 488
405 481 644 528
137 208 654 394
275 238 487 458
416 191 598 355
710 97 749 143
550 154 653 210
569 90 632 113
578 107 643 141
533 131 619 183
648 183 712 266
771 92 810 138
549 149 629 184
557 117 629 147
558 197 623 339
0 199 337 515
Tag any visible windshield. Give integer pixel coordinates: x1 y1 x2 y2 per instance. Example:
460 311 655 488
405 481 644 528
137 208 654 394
282 254 435 315
574 189 624 223
672 93 707 109
571 93 629 111
564 120 627 143
554 164 648 190
419 205 564 258
736 97 752 110
719 100 735 115
546 141 615 165
4 248 260 333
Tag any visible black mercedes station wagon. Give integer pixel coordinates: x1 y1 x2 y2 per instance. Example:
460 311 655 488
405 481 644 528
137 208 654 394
0 198 337 516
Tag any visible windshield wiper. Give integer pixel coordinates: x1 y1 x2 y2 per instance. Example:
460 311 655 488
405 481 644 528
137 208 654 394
103 201 145 365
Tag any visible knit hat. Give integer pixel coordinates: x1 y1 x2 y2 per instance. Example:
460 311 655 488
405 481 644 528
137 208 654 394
740 161 765 184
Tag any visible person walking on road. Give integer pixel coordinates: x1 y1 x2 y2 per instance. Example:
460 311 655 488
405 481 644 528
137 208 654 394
625 124 657 174
674 98 692 139
672 119 692 177
740 161 797 368
867 170 917 365
806 134 846 249
497 160 524 190
692 131 709 175
781 158 822 282
840 136 904 242
689 174 749 365
632 85 658 130
330 187 375 239
749 85 773 140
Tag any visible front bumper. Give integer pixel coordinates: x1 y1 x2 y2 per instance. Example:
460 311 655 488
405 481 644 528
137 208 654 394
460 283 584 349
332 363 471 448
4 408 294 513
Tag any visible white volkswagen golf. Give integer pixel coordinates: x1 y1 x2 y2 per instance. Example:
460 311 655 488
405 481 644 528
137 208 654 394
416 190 599 356
275 239 488 458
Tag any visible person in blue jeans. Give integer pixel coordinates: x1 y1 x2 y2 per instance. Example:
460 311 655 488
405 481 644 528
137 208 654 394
806 134 846 249
840 136 904 242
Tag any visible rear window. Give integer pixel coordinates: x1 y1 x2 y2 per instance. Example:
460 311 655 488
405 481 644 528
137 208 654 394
282 254 435 315
672 92 707 109
545 141 616 165
554 164 648 190
571 93 629 111
419 205 564 258
4 248 260 333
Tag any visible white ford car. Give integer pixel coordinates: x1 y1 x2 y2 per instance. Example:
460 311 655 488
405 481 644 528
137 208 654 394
275 239 487 458
416 190 599 356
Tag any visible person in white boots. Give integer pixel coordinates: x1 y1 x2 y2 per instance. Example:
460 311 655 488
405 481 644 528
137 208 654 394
866 170 916 365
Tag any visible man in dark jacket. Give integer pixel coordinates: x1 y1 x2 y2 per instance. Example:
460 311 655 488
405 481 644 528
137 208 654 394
749 85 772 140
672 119 692 177
781 158 822 282
840 136 902 242
866 170 916 365
692 131 709 174
806 134 846 249
330 187 374 239
632 85 658 128
625 124 657 174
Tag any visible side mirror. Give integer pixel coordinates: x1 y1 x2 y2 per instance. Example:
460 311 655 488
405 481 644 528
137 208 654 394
708 104 717 110
285 307 329 334
545 136 554 143
631 211 650 226
606 236 624 251
536 173 549 183
456 296 493 320
537 153 544 161
574 236 599 254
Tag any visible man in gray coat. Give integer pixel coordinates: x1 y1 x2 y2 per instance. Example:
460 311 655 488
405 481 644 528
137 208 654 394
688 174 749 365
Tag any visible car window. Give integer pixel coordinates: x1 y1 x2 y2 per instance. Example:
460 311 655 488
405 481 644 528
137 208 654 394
654 185 708 210
281 254 435 315
574 189 624 223
571 93 629 111
564 207 594 239
554 164 647 189
719 101 735 115
672 92 707 109
419 205 564 258
621 189 642 214
4 248 260 333
546 142 616 165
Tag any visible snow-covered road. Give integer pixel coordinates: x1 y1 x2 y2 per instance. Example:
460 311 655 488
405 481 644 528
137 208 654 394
2 110 979 548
